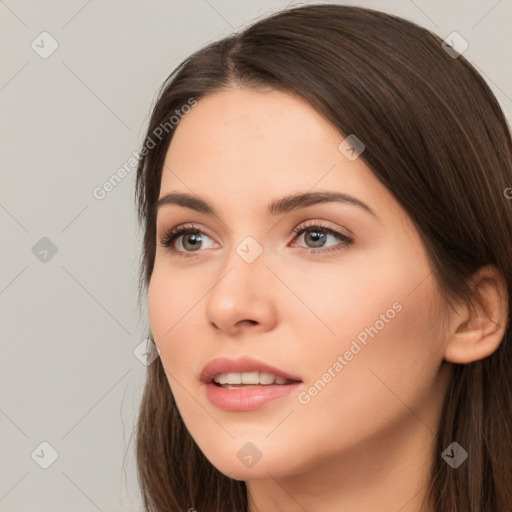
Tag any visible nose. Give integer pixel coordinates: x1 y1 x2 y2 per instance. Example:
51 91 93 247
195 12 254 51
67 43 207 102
204 246 278 336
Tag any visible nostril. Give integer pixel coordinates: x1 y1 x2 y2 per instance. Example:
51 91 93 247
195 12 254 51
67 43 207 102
235 319 259 327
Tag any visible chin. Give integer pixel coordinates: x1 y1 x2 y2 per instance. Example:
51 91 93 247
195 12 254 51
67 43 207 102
198 441 299 481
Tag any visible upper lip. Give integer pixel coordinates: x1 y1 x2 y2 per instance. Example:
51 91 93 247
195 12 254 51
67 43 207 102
200 356 302 384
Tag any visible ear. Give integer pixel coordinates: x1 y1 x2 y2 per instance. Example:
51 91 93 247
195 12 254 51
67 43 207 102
444 265 508 364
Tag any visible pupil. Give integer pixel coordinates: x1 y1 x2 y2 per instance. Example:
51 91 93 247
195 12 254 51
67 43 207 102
184 233 201 251
306 230 325 248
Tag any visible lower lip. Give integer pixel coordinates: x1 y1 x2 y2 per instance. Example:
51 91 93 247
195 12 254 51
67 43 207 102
204 382 301 411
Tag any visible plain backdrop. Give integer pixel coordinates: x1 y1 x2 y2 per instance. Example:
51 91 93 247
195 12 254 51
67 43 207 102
1 1 511 510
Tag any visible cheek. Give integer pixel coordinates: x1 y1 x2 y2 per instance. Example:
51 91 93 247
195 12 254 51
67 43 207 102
147 260 218 387
147 265 192 360
292 242 444 408
297 267 444 433
277 246 419 355
147 270 169 342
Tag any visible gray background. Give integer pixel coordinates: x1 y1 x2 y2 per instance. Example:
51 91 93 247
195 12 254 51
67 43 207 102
1 1 511 510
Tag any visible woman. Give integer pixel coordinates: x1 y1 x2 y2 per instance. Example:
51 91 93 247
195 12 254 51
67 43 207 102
134 4 512 511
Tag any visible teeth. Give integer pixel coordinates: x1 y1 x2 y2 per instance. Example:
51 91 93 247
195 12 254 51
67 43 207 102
227 372 242 384
213 372 294 386
241 371 259 384
259 372 275 385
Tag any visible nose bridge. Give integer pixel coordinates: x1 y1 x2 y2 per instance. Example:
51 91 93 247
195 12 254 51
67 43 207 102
204 231 276 331
211 233 268 302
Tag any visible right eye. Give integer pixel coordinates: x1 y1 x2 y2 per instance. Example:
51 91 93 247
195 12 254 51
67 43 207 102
158 224 217 257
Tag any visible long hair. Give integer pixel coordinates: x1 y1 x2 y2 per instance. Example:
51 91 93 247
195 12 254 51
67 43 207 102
134 4 512 511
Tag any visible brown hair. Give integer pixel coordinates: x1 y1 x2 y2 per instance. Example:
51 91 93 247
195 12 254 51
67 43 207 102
134 4 512 511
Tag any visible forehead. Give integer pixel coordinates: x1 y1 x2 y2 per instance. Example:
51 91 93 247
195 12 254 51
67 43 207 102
159 87 403 227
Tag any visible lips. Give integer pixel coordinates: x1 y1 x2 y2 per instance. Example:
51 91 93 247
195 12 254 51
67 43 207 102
200 356 302 385
200 356 303 411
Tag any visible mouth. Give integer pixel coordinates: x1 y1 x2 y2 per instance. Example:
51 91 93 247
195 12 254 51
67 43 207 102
201 357 302 411
211 371 300 388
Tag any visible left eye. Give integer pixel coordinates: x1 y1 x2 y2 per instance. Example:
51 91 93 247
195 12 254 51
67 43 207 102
291 223 353 252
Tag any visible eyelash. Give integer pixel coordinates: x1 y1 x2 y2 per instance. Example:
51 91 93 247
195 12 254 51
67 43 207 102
158 221 353 259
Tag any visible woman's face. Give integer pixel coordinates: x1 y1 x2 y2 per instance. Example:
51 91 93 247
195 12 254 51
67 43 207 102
148 86 452 481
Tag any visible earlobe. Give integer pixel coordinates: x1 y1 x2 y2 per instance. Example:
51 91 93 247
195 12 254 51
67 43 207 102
444 265 508 364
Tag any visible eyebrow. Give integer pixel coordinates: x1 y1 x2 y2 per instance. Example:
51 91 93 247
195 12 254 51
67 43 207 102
156 191 377 218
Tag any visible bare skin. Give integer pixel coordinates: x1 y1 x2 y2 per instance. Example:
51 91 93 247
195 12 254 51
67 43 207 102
147 86 508 512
